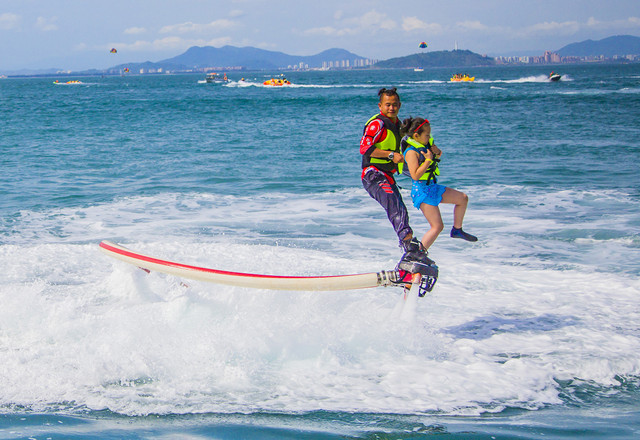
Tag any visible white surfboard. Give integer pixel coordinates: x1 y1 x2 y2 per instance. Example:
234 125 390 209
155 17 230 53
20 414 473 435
99 240 400 291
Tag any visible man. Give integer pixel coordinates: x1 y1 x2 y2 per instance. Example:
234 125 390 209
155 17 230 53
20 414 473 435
360 87 426 260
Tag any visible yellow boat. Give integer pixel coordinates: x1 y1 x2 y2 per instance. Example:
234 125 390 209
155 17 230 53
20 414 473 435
450 74 475 82
263 78 291 86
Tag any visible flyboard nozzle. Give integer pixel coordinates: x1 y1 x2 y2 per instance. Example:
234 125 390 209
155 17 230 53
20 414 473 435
396 259 439 297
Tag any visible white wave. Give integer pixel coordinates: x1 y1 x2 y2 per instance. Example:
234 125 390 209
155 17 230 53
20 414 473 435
1 187 639 416
618 87 640 94
557 86 639 96
223 80 371 89
476 75 563 84
405 80 447 84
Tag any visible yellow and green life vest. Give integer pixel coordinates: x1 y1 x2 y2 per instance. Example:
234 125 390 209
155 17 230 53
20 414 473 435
399 136 440 183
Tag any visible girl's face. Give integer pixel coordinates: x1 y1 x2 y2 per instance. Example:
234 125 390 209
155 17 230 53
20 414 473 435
413 125 431 146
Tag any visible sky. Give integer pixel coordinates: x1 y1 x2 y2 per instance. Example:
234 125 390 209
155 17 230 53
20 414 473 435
1 0 640 72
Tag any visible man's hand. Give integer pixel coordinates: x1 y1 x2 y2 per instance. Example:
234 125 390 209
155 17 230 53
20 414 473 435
391 152 404 163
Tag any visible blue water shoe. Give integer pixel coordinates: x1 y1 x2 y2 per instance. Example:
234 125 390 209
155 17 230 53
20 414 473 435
450 227 477 242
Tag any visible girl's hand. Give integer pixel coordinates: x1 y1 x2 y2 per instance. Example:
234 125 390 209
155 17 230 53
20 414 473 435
431 145 442 156
421 150 433 161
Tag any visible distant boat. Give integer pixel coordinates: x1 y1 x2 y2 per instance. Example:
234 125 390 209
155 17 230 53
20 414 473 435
549 72 562 82
414 68 424 72
263 78 291 86
204 72 228 83
450 74 475 82
53 80 84 85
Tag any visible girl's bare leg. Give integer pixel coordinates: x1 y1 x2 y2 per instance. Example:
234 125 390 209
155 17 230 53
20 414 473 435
419 204 444 251
440 187 468 228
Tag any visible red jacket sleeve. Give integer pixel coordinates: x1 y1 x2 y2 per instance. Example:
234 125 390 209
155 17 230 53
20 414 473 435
360 119 386 155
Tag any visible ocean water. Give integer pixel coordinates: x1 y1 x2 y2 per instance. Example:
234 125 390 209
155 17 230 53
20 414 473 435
1 64 639 439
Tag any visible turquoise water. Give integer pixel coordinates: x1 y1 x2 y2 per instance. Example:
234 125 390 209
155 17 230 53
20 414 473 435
1 65 639 438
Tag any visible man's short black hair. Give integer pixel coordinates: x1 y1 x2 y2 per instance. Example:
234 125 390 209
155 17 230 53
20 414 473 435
378 87 399 101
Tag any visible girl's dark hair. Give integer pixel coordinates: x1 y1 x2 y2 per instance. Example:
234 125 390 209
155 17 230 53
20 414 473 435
400 117 430 137
378 87 399 101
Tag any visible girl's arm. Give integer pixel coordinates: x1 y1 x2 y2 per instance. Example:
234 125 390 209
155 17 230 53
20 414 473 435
405 149 433 181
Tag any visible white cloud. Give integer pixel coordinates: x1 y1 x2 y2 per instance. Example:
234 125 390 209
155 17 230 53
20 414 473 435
526 20 580 35
205 36 233 47
35 16 58 31
109 35 233 52
585 16 640 30
159 19 236 34
586 17 600 27
402 16 444 34
401 14 640 44
229 9 244 18
255 41 278 50
446 16 640 41
358 10 396 30
151 36 188 50
441 17 597 40
402 16 426 32
303 26 355 37
456 20 489 32
0 12 20 30
304 9 396 38
124 26 147 35
468 15 640 42
118 36 185 51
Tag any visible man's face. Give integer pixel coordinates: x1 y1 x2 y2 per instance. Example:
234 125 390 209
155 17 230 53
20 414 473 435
378 95 401 120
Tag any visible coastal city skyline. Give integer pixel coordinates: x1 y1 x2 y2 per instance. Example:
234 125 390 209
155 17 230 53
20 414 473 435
1 0 639 72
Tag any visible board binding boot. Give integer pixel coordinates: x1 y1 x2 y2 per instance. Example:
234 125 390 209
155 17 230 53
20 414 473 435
394 238 439 297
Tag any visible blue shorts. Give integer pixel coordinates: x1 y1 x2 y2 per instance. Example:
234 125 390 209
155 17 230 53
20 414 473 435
411 181 447 208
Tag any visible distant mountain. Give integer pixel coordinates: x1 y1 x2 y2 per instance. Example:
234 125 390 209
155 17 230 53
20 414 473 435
110 46 368 72
557 35 640 57
2 67 63 76
375 50 495 69
166 46 364 69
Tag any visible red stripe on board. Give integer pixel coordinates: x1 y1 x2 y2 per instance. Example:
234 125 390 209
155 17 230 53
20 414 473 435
99 241 363 280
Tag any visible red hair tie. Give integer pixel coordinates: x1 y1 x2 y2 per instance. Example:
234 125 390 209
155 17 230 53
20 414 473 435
415 119 429 133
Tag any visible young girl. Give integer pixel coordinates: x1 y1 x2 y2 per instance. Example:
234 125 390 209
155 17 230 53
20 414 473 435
400 117 477 253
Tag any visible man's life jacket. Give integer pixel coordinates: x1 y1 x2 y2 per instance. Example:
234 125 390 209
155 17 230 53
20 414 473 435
399 136 440 184
361 114 401 174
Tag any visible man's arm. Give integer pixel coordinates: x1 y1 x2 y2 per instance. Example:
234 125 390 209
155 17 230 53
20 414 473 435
360 119 385 155
360 119 403 163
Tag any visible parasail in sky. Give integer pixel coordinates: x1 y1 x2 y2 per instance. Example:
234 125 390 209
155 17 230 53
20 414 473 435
110 48 117 54
419 42 428 49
